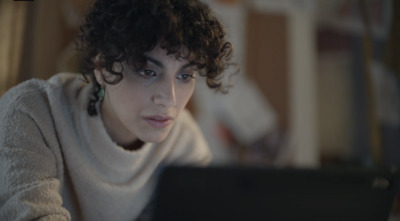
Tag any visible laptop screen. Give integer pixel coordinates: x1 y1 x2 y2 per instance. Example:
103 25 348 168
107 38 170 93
150 166 399 221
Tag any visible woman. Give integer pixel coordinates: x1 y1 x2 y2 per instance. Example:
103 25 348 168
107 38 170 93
0 0 233 220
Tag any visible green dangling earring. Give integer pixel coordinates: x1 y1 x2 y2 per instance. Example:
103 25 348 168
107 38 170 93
98 86 105 101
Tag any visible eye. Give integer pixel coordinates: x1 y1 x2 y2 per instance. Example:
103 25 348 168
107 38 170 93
177 73 195 82
139 69 157 79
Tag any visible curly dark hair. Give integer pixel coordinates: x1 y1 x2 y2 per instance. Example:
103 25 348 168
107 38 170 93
75 0 233 115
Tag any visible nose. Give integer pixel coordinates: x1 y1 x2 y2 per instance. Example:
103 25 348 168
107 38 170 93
152 78 176 107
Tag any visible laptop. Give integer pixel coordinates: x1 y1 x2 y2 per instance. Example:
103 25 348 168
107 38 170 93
150 166 400 221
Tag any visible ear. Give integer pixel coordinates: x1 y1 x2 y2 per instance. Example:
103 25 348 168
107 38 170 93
93 54 104 85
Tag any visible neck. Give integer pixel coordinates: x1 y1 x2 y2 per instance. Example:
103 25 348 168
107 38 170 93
100 98 138 148
121 139 144 151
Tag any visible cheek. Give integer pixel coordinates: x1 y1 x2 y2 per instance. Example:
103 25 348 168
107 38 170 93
176 84 195 108
107 82 150 111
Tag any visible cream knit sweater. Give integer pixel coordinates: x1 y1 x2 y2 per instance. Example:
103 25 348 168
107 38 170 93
0 73 211 221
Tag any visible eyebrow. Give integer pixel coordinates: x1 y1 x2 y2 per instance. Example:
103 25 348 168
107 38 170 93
145 56 164 68
145 55 196 69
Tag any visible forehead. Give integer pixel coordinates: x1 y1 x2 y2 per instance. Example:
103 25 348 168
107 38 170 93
144 44 193 63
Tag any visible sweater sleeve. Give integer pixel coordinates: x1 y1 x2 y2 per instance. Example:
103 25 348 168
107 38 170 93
0 88 71 221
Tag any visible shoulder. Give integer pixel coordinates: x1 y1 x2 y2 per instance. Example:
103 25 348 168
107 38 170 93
0 72 87 134
0 73 87 162
0 78 50 117
0 73 88 142
0 73 86 114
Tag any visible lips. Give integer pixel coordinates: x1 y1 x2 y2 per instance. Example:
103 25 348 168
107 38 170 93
144 115 174 129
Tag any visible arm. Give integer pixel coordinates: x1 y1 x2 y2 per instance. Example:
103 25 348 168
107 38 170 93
0 95 70 220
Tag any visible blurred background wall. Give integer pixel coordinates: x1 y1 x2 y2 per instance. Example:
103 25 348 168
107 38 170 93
1 0 399 170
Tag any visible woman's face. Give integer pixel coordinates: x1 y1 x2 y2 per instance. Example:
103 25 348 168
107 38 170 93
95 45 196 145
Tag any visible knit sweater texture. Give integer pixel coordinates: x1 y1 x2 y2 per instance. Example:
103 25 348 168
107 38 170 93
0 73 211 221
